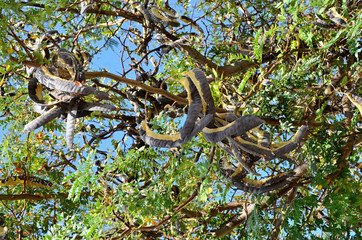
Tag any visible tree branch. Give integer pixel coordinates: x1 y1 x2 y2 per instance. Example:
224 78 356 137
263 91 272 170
181 201 245 218
86 71 228 113
22 2 141 23
0 191 98 201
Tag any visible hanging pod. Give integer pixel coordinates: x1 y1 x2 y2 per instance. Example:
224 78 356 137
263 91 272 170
140 68 309 194
25 49 116 148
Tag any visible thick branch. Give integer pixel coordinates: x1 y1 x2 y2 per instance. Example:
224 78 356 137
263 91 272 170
181 201 244 218
218 60 259 77
326 134 361 182
179 45 219 70
0 193 55 201
22 2 141 23
86 71 188 105
0 191 98 201
86 71 228 113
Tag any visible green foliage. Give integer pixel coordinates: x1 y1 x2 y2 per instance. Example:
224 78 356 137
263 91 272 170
0 0 361 239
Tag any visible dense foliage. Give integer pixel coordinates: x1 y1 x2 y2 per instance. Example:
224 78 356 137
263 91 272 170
0 0 361 239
